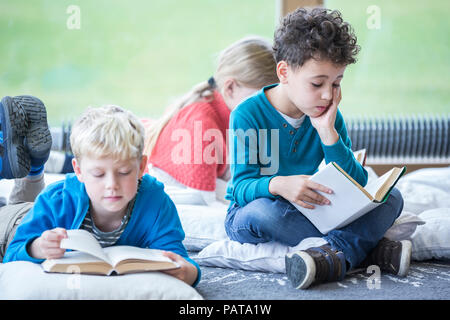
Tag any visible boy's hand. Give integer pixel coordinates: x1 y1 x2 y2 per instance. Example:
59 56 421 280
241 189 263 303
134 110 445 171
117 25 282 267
29 228 68 260
269 175 333 209
161 251 198 286
310 87 341 145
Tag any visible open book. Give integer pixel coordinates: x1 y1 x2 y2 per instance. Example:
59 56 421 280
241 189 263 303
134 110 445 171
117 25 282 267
290 162 406 235
41 229 180 275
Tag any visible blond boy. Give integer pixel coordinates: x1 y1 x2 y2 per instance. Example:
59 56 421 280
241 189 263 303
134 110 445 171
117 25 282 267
4 106 200 286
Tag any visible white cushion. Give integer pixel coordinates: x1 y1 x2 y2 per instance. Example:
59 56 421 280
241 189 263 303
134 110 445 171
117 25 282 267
194 210 424 273
411 208 450 261
0 261 203 300
177 203 229 251
196 237 328 273
383 211 425 241
396 167 450 214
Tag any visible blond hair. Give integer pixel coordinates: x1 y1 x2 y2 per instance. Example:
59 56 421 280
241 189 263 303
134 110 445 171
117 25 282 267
143 36 278 156
70 105 145 161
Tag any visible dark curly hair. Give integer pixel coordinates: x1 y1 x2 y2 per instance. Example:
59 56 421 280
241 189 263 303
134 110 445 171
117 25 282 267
273 7 360 67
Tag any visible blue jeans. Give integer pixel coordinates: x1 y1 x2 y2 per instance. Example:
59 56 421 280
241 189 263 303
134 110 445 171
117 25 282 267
225 188 404 270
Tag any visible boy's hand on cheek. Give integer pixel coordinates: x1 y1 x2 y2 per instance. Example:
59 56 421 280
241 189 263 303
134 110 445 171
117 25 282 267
29 228 68 260
161 251 198 286
310 87 341 145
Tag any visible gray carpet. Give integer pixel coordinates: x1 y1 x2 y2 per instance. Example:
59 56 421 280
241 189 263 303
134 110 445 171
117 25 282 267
195 260 450 300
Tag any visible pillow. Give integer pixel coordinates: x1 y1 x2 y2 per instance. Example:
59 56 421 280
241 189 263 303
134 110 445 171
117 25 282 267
396 167 450 214
176 166 424 252
194 211 424 273
0 261 203 300
195 238 327 273
383 211 425 241
177 195 425 252
177 203 228 251
411 208 450 261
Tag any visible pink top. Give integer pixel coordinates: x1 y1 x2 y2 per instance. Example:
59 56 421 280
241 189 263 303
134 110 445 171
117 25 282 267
146 91 230 191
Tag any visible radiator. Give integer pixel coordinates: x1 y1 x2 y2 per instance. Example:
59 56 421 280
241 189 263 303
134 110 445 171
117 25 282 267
345 114 450 163
50 115 450 163
50 122 72 153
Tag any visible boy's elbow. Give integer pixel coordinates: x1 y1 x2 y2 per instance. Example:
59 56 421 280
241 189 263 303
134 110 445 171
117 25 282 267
232 184 250 207
359 166 369 187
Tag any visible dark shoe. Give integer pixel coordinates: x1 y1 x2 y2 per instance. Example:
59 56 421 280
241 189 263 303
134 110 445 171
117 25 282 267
11 95 52 167
0 97 30 179
285 244 347 289
360 238 412 277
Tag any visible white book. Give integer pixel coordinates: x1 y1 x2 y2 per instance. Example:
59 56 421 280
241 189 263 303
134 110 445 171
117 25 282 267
290 162 406 235
41 229 179 275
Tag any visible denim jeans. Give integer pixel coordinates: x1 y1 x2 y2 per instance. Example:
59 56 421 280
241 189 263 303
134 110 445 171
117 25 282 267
225 188 404 270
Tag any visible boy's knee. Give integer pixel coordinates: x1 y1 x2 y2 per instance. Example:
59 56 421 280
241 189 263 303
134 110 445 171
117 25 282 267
239 198 292 229
386 187 404 219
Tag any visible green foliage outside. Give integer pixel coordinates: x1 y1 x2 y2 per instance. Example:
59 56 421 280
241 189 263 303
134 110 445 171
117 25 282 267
1 0 448 126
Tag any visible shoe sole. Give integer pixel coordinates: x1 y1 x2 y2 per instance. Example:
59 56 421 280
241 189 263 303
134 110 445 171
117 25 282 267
12 95 52 159
285 251 316 289
398 240 412 277
0 97 30 178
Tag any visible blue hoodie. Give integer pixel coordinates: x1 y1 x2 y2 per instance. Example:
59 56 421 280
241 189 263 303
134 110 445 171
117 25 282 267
3 173 201 287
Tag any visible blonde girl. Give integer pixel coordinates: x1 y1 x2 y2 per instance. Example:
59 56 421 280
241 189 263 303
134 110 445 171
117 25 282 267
144 36 278 205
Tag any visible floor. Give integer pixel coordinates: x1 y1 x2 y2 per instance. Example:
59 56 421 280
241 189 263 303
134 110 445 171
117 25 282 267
195 260 450 300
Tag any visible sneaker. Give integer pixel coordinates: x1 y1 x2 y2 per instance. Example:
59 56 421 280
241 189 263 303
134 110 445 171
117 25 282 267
285 244 347 289
0 96 30 179
10 95 52 167
360 238 412 277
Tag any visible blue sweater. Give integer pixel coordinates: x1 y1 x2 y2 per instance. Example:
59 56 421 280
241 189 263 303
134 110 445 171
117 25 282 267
3 173 201 287
225 84 368 208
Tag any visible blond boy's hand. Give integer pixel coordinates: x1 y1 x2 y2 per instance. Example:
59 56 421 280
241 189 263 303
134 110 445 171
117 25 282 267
29 228 68 260
269 175 333 209
161 251 198 286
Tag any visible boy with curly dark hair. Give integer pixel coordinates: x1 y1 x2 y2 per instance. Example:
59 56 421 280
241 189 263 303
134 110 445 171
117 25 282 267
224 8 410 289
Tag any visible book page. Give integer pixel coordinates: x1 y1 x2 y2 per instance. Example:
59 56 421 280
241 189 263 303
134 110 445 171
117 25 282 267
104 246 179 268
365 167 405 201
44 251 105 266
353 149 367 166
60 229 111 265
374 167 405 201
365 168 395 198
41 251 113 275
332 162 373 200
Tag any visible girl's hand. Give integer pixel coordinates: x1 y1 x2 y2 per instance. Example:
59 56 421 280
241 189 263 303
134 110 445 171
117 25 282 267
310 87 341 145
161 251 198 286
269 175 333 209
29 228 68 260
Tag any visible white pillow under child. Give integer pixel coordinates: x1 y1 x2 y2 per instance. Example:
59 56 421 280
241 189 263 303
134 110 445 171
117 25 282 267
177 166 423 252
396 167 450 214
195 237 327 273
0 261 203 300
411 207 450 261
177 202 229 251
193 210 424 274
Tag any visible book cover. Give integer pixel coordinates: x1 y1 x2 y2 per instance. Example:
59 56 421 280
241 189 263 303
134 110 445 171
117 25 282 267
290 162 405 234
